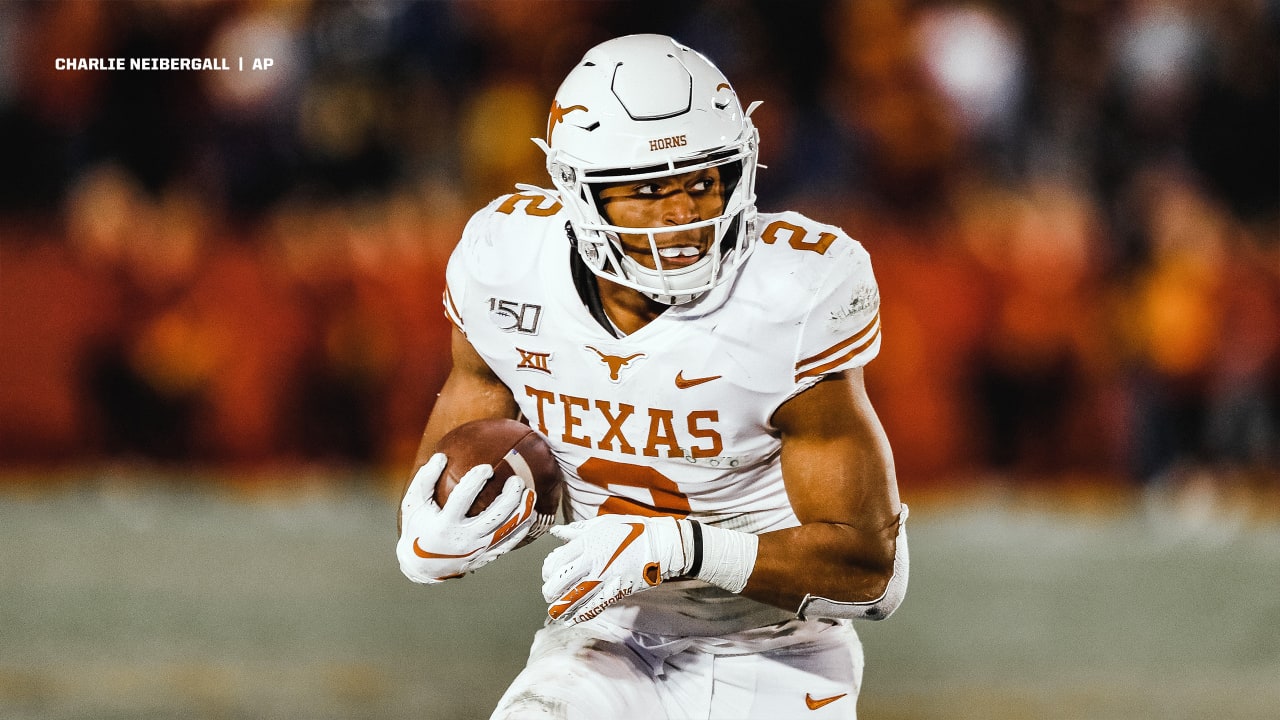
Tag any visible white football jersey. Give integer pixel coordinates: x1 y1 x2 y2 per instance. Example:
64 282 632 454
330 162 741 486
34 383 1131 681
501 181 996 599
443 189 882 635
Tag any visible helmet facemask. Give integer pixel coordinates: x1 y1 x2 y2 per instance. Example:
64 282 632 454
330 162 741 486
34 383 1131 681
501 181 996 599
547 145 758 305
535 34 762 306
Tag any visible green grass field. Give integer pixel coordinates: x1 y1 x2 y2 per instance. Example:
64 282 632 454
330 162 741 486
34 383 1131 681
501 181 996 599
2 477 1277 719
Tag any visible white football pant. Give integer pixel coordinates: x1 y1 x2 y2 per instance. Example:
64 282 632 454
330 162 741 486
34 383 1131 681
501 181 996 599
490 618 864 720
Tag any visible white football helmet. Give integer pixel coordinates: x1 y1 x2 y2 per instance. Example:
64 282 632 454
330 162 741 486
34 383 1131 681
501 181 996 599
534 34 760 305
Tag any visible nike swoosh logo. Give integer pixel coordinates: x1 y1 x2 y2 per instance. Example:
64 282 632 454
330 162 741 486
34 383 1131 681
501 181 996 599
805 692 847 710
549 579 601 620
412 537 482 559
675 371 722 389
600 522 646 574
491 492 535 546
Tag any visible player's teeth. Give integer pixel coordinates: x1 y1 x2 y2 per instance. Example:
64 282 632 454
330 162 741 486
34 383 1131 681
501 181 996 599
658 247 699 258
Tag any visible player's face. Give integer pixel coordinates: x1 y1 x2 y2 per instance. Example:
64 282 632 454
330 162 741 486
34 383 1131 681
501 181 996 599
596 167 725 270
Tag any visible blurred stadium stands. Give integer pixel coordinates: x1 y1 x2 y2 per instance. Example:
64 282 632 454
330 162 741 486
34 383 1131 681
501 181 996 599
1 0 1277 501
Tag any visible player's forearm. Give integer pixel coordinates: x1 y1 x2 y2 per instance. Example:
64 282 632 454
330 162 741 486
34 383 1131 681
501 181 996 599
740 520 899 611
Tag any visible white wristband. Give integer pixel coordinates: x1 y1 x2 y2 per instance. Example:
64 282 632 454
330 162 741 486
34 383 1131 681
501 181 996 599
685 521 758 594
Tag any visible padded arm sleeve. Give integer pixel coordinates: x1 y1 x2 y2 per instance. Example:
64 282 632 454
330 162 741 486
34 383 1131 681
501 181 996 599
796 504 909 621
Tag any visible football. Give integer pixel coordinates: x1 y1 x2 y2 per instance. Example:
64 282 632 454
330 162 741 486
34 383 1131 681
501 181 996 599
433 418 562 519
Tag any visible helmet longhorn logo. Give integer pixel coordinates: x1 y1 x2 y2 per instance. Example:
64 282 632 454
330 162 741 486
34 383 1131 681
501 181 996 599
548 101 589 145
714 82 734 109
585 345 645 382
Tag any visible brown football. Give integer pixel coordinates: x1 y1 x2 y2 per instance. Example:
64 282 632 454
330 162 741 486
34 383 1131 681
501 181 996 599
433 418 562 518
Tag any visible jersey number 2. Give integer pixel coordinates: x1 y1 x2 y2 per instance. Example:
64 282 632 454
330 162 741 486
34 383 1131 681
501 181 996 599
577 458 691 518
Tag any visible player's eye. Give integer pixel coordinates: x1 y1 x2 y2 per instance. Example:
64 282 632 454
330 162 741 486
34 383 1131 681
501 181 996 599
634 183 662 196
688 176 717 193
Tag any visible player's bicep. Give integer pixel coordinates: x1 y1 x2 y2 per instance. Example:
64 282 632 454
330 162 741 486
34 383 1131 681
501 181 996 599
773 368 900 533
415 326 520 467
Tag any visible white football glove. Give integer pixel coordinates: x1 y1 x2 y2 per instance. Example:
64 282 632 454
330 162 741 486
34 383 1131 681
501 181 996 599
541 514 693 624
397 452 536 585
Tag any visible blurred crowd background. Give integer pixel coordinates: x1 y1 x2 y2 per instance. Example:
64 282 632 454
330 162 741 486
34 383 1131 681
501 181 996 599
1 0 1277 497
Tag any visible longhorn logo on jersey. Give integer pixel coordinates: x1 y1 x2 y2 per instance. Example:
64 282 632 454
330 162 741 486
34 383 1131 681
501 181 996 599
585 346 645 383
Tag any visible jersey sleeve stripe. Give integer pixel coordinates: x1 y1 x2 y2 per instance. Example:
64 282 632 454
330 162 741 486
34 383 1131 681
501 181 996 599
794 315 881 381
795 311 879 369
443 285 464 333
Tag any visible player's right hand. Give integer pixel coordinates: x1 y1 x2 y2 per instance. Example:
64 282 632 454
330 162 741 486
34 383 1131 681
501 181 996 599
396 453 536 584
541 514 692 624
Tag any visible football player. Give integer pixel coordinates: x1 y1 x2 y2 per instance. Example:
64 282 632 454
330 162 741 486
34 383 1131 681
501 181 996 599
397 34 908 720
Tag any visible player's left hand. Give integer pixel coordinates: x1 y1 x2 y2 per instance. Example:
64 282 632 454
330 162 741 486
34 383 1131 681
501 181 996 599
541 514 692 624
